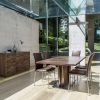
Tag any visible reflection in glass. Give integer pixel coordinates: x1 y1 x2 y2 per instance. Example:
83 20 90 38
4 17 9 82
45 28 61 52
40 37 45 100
94 19 100 52
38 17 69 57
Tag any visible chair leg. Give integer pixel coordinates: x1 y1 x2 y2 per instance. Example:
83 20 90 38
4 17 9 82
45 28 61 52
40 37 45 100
34 71 36 86
47 72 50 88
42 72 44 83
71 75 74 88
73 75 75 87
87 77 90 95
54 70 56 83
44 72 47 79
77 75 78 84
68 74 71 90
90 72 92 81
98 73 100 90
90 72 92 88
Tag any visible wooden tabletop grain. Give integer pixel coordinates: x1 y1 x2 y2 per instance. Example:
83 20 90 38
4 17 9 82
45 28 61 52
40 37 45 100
36 56 85 66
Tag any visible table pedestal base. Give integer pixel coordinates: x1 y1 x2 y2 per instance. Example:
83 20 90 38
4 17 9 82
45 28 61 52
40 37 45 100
58 66 70 88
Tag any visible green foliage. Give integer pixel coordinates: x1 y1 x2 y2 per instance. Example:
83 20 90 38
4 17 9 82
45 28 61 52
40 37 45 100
39 30 69 52
48 36 55 43
39 30 46 43
58 37 68 47
95 19 100 29
59 47 69 51
94 43 100 52
49 32 54 36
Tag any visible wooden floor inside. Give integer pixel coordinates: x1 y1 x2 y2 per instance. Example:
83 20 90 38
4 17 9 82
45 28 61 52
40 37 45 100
0 60 100 100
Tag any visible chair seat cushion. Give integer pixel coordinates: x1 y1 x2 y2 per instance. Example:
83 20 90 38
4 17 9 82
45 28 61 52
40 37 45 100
36 65 55 72
69 68 87 75
75 65 87 69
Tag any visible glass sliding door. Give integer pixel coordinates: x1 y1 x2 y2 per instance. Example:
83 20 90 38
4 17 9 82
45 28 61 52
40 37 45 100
58 17 69 56
39 19 47 54
38 17 69 57
38 18 57 58
48 18 57 56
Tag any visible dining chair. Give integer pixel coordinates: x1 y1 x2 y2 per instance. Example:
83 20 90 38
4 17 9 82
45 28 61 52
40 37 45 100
71 50 81 85
72 50 81 67
86 48 92 56
75 49 91 69
42 51 50 59
73 50 92 84
68 53 95 95
33 53 56 87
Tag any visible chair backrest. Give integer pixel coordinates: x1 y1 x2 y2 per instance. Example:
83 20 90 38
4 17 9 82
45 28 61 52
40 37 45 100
87 52 95 76
42 51 50 59
86 48 92 56
72 50 81 56
33 53 43 70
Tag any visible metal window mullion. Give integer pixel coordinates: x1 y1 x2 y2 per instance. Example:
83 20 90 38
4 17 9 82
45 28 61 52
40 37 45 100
46 0 49 51
30 0 32 11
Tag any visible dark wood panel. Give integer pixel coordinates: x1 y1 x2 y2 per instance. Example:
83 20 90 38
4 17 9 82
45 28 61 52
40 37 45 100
16 52 30 73
0 52 30 77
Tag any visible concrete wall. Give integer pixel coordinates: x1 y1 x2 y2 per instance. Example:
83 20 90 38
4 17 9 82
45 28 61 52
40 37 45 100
0 6 39 67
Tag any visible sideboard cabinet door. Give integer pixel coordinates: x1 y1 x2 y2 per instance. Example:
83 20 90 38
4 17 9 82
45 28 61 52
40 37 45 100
16 52 30 73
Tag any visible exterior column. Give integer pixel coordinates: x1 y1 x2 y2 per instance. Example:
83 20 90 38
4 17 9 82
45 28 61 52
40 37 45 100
69 15 85 59
86 15 94 52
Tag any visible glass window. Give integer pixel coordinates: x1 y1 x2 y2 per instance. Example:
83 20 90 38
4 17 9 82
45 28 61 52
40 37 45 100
94 19 100 52
38 17 69 58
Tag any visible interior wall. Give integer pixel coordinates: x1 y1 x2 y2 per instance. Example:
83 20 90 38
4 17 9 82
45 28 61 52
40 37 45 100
0 6 39 67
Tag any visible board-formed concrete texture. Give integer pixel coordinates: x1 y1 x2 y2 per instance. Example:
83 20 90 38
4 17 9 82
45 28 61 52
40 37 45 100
0 6 39 67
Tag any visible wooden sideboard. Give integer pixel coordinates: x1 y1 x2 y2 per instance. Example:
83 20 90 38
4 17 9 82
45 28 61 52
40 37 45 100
0 52 30 77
